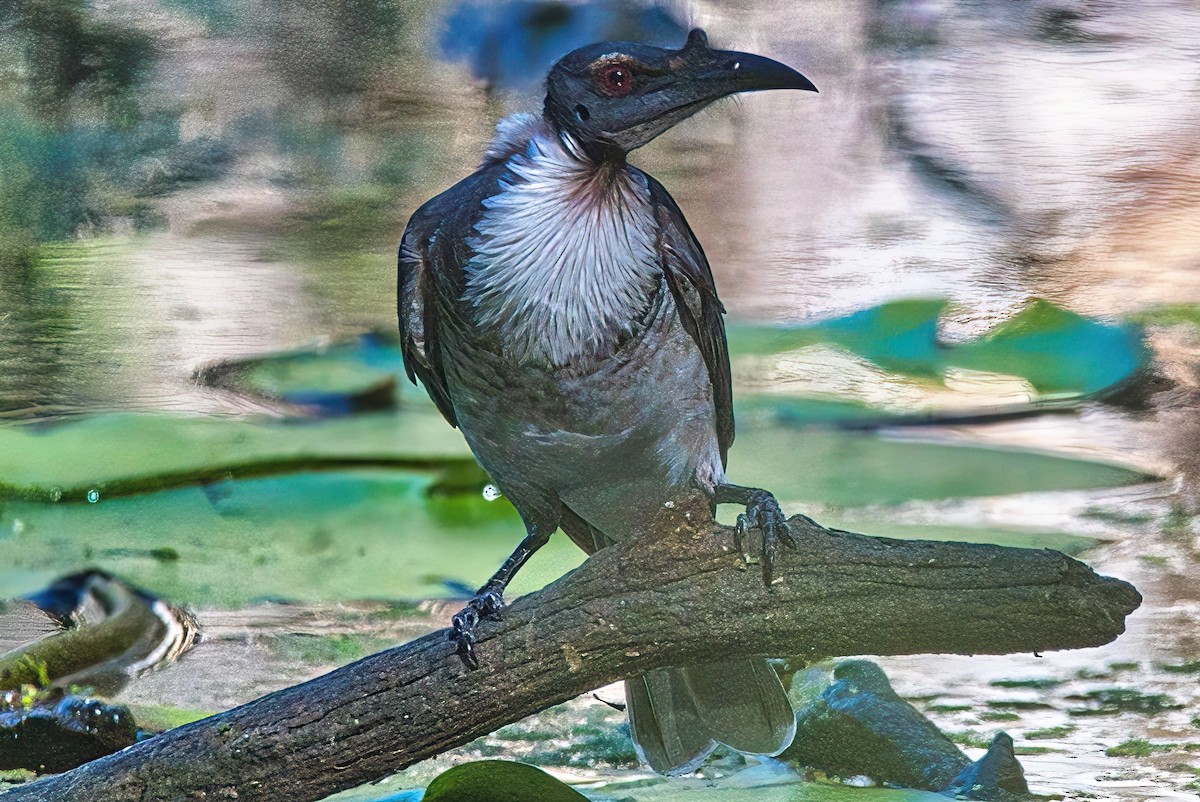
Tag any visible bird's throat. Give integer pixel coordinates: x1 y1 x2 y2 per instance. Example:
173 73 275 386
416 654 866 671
464 115 661 367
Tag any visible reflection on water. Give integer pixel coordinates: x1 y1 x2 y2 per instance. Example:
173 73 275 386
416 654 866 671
2 1 1200 798
2 0 1198 418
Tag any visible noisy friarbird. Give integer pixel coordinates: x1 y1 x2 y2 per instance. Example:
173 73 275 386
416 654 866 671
398 28 817 774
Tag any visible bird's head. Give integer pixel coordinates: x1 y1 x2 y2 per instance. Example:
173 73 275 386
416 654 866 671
543 28 816 160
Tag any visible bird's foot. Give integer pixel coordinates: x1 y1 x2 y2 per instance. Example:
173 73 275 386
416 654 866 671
732 489 796 587
448 582 506 670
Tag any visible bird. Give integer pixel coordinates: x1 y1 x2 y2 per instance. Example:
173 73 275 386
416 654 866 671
398 27 817 774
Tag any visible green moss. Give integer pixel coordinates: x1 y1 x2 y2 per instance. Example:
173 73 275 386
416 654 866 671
1079 506 1154 525
1025 725 1075 740
0 768 37 784
1068 688 1181 717
1104 740 1200 757
986 699 1053 710
1076 667 1111 680
1163 505 1194 539
947 731 991 749
978 711 1021 722
990 678 1063 690
1014 746 1055 755
1159 661 1200 674
1106 739 1168 757
927 703 973 713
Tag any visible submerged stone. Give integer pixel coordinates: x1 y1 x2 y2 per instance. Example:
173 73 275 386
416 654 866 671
781 659 970 789
942 732 1030 801
0 695 138 773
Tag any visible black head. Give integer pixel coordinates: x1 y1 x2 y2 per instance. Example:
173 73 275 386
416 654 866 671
544 28 816 160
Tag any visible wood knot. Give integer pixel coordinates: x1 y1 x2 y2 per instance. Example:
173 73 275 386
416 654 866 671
561 644 583 673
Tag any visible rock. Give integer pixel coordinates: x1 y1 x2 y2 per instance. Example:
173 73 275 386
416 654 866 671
942 732 1030 801
0 695 138 773
781 659 971 789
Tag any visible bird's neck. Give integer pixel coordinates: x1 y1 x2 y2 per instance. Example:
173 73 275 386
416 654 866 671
464 114 661 367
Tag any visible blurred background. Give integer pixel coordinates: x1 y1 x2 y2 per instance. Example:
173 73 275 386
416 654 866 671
1 0 1199 799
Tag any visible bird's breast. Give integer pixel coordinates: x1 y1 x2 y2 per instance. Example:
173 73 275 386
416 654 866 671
461 131 662 367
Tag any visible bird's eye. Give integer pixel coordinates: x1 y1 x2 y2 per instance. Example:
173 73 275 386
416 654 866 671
597 64 634 97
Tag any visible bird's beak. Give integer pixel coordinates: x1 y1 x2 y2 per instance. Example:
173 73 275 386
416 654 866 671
608 29 816 149
674 29 818 101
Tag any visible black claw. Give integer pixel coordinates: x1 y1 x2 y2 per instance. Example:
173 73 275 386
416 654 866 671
733 513 751 563
448 584 507 669
740 490 793 587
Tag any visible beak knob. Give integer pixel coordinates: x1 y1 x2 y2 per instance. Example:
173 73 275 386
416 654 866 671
685 28 709 50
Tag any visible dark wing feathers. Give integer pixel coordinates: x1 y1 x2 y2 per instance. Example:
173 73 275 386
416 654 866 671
397 228 458 427
645 175 735 465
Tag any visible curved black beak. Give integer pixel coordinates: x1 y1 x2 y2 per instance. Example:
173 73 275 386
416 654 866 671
626 29 817 144
685 30 818 97
698 49 818 94
672 29 817 103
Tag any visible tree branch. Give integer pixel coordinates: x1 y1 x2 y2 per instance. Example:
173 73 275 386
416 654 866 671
3 518 1141 802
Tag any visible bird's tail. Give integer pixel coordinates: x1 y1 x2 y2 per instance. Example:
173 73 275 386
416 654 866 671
625 658 796 774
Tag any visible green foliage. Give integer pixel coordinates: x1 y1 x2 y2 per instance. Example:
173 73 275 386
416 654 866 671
415 761 952 802
125 704 214 732
729 425 1145 509
422 760 588 802
0 467 586 607
1129 303 1200 331
728 297 1148 403
0 4 230 260
729 299 946 374
0 108 229 255
953 299 1145 397
267 633 388 666
2 0 155 126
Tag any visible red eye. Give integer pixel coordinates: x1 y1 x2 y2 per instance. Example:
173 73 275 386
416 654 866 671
597 64 634 96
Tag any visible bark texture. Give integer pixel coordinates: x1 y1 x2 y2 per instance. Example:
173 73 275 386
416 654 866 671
2 518 1141 802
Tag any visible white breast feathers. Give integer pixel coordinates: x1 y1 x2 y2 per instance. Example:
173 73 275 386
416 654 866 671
464 114 661 366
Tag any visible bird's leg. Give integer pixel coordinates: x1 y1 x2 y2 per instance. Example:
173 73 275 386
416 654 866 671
449 526 550 670
713 483 806 586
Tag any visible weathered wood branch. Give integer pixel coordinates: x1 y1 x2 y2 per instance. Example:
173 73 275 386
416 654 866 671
4 518 1140 802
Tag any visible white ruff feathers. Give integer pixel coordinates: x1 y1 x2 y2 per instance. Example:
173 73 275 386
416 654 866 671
465 114 660 366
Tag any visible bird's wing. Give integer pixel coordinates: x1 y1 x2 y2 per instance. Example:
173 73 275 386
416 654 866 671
645 174 735 465
397 224 458 427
